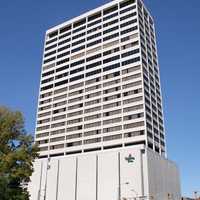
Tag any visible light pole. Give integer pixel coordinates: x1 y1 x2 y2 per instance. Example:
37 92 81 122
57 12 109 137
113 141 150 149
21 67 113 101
194 191 200 200
118 182 130 200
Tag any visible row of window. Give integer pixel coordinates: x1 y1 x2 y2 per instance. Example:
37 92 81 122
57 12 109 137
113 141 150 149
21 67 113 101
47 0 136 41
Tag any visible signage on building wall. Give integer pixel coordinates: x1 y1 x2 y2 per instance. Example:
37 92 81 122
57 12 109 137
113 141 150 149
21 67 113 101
125 154 135 163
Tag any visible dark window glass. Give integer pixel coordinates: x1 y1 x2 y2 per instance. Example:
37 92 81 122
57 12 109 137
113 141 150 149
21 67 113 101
103 33 119 41
58 45 70 52
56 58 69 66
58 38 71 46
45 44 57 51
71 45 85 53
60 25 71 34
103 12 118 21
86 69 101 77
88 12 101 22
103 47 120 56
59 31 71 39
103 55 120 64
88 19 102 28
46 38 57 45
103 63 120 72
43 57 56 64
72 39 85 47
120 12 137 21
103 26 119 35
56 65 69 73
103 19 119 28
122 57 140 66
87 39 101 47
120 5 136 14
103 5 118 15
87 26 101 34
70 74 84 82
120 0 135 9
70 67 84 75
71 59 85 68
72 32 86 40
121 26 138 35
48 31 58 38
55 72 68 79
86 54 101 62
55 80 68 87
41 77 54 84
121 49 140 58
41 84 53 91
42 70 54 77
57 51 70 59
74 18 86 28
73 25 86 34
86 61 102 70
44 50 56 58
120 19 137 28
87 32 102 41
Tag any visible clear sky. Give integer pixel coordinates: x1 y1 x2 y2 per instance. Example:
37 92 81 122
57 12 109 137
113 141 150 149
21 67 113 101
0 0 199 197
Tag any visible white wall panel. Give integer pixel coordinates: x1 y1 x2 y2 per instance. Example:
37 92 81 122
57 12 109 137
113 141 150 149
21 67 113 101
57 156 76 200
46 159 59 200
77 154 96 200
29 161 42 200
98 151 119 200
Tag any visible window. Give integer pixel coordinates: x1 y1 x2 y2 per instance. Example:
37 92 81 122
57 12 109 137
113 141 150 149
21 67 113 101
120 0 135 8
121 26 138 35
103 134 122 141
57 58 69 66
86 69 101 77
70 67 84 75
43 57 56 64
103 55 120 64
103 19 119 28
103 26 119 35
103 5 118 15
103 33 119 42
87 39 101 48
124 121 144 129
55 80 68 87
103 63 120 72
70 74 84 82
88 12 101 22
41 84 53 91
48 30 58 38
120 19 137 28
71 59 85 68
122 57 140 66
86 54 101 62
123 104 143 112
73 18 86 28
86 61 102 70
60 25 71 34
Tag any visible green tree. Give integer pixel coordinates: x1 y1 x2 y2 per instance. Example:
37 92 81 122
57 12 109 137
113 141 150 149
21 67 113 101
0 106 38 200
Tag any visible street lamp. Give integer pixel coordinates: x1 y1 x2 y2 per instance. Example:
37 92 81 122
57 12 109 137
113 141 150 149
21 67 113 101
118 182 130 200
194 191 200 200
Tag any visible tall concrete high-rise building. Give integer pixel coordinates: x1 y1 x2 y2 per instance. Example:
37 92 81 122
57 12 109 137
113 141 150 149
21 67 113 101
29 0 181 199
35 0 166 158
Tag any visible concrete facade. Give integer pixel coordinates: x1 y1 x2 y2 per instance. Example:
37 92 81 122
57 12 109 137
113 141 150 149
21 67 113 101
29 146 181 200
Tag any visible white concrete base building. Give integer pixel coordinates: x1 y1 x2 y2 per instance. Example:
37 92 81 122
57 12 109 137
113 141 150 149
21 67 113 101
29 145 181 200
29 0 181 199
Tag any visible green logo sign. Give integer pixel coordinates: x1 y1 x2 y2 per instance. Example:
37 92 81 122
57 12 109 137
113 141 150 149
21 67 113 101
125 154 135 163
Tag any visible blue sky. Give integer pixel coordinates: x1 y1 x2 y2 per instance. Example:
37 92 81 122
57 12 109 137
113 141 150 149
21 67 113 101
0 0 199 197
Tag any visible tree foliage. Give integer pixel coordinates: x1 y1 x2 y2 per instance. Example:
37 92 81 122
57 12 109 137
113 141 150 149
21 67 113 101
0 106 38 200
